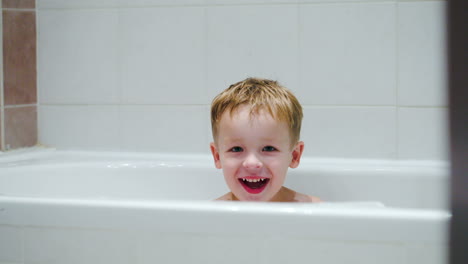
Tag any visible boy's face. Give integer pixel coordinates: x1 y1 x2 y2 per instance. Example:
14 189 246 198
210 105 304 201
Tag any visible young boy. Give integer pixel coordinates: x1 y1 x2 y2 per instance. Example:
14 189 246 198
210 77 321 202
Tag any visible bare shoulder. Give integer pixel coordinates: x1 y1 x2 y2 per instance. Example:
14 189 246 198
294 192 322 203
215 192 234 201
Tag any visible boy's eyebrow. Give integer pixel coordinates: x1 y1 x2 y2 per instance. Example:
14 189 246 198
218 137 241 143
260 138 291 147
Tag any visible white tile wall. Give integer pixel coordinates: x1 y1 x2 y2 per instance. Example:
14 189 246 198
39 105 211 152
206 5 299 98
39 105 121 150
121 7 207 104
120 105 210 153
37 0 448 160
398 107 449 160
302 106 396 158
38 9 121 104
397 1 447 106
299 3 396 105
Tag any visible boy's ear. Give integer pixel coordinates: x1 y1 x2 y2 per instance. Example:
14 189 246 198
210 142 222 169
289 141 304 168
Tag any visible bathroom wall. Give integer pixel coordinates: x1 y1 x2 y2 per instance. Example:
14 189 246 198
36 0 448 160
0 0 37 151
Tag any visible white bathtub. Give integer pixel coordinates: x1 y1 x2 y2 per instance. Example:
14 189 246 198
0 148 450 264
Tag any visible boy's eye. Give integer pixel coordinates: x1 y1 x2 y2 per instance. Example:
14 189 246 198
230 147 243 152
262 146 277 152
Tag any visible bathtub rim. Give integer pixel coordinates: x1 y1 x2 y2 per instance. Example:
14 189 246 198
0 147 450 173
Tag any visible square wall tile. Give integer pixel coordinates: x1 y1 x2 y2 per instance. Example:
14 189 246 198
398 107 449 160
0 226 23 263
301 106 396 159
2 0 35 9
120 7 206 104
397 1 447 107
3 10 37 105
38 105 120 150
120 105 210 153
299 3 396 105
38 9 120 104
207 5 299 98
5 106 37 149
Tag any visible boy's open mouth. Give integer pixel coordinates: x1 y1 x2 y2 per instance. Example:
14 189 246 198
238 177 270 194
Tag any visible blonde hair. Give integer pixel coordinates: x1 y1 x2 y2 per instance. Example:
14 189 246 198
211 77 303 147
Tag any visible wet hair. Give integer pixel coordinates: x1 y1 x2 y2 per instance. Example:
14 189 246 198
211 77 303 147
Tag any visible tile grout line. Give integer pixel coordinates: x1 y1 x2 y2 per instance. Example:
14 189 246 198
2 8 36 12
117 7 123 150
4 103 38 108
204 7 212 146
203 6 209 110
395 1 400 159
296 3 301 93
35 0 41 146
36 103 449 108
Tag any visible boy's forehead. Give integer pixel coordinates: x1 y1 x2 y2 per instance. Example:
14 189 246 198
218 107 289 136
222 105 274 122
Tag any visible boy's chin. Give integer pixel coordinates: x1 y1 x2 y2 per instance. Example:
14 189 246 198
234 190 274 202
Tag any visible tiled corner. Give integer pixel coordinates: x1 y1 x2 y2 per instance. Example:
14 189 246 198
398 107 449 160
120 7 207 104
37 9 120 104
299 3 396 105
206 5 299 98
2 0 35 9
397 1 447 107
2 9 37 105
301 106 397 159
4 106 37 149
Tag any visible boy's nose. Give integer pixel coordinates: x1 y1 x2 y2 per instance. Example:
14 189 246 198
243 153 263 169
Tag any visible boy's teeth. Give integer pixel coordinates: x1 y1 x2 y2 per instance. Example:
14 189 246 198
242 178 266 182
